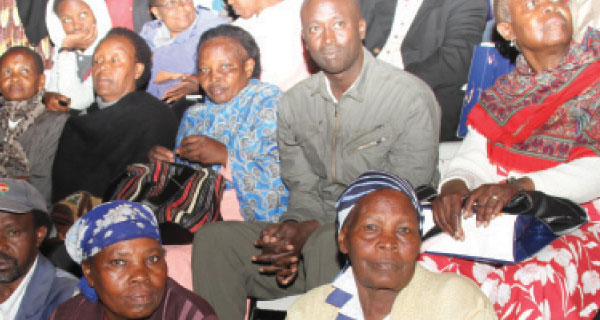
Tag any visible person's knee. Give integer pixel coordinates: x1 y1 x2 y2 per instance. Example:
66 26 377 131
303 222 337 254
192 221 263 263
193 221 226 243
192 222 235 258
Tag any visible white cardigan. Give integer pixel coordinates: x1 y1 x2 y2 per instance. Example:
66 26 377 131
441 126 600 203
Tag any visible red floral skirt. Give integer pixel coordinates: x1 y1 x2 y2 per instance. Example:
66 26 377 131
419 201 600 319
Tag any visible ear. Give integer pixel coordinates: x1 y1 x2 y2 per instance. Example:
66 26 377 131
496 21 514 42
338 227 349 254
150 7 162 21
37 74 46 93
81 262 96 288
358 18 366 40
244 58 255 78
35 225 47 248
134 62 145 80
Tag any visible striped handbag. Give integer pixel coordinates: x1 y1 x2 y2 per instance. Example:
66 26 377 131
104 161 224 233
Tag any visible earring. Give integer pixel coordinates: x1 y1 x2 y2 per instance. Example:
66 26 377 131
510 38 520 51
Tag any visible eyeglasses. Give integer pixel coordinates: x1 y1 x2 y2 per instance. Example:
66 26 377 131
152 0 194 9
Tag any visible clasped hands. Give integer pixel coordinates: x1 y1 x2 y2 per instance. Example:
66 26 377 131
148 135 227 166
252 220 320 286
432 178 532 241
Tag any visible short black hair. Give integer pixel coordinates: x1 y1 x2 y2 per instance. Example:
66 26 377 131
197 25 262 79
98 27 153 88
0 46 44 74
493 0 511 23
31 209 52 240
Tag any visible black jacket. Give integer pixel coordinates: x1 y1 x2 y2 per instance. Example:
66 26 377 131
52 91 178 202
359 0 488 141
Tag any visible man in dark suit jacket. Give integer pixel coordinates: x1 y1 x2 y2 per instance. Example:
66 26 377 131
358 0 488 141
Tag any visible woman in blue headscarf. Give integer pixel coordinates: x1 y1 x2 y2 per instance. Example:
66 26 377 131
50 201 217 320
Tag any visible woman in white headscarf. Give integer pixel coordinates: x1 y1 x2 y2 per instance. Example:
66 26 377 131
44 0 112 111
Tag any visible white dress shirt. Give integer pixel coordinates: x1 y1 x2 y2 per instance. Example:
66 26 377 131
0 257 38 320
377 0 423 68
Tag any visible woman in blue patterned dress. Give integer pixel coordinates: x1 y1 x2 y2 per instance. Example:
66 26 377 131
149 25 288 222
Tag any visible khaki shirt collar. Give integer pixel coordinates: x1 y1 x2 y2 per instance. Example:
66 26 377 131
310 47 374 103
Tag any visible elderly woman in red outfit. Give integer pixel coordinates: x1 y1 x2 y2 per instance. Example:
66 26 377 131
428 0 600 318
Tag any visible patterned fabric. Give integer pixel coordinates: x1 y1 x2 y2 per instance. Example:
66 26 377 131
107 161 224 233
0 91 45 177
65 200 161 265
420 201 600 319
466 29 600 173
50 191 101 229
176 79 288 221
336 171 422 234
0 0 52 68
64 200 161 302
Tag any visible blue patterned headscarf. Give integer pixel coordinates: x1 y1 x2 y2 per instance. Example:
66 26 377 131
65 200 161 302
335 171 423 235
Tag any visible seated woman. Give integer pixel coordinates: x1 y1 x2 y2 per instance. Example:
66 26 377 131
429 0 600 318
140 0 226 104
288 172 496 320
44 0 112 111
0 47 69 203
51 200 217 319
52 28 178 202
149 24 288 222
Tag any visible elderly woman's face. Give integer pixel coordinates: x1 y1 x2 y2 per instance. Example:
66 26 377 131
0 51 44 101
82 237 167 320
57 0 96 37
339 189 421 293
198 37 255 104
92 36 144 103
500 0 572 52
151 0 196 38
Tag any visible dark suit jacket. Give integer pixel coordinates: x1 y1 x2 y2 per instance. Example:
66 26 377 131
359 0 488 141
132 0 152 33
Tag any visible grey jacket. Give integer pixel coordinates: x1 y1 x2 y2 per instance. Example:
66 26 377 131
277 49 440 223
15 254 78 320
0 111 68 205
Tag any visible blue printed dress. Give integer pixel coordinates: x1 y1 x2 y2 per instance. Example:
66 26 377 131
176 79 289 221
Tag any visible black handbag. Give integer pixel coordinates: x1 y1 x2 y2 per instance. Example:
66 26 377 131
421 191 589 264
423 191 588 240
501 191 588 235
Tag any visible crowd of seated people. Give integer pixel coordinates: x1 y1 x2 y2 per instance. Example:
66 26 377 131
0 0 599 319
